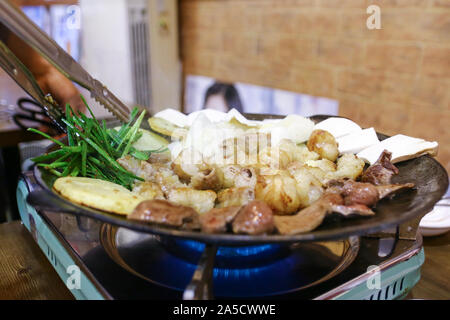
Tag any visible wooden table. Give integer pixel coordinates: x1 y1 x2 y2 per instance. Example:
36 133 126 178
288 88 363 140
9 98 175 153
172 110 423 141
0 220 448 300
0 221 73 299
409 230 450 300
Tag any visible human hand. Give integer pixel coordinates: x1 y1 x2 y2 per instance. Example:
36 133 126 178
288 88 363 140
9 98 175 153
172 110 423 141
4 23 85 114
36 67 85 114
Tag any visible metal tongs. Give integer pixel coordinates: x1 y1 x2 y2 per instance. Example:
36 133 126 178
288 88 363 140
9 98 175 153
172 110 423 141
0 0 130 126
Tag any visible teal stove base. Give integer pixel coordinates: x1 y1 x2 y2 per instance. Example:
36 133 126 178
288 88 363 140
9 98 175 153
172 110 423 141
17 179 107 300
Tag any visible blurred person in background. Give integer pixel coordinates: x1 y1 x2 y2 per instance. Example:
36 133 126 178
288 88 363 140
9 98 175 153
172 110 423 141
203 82 244 113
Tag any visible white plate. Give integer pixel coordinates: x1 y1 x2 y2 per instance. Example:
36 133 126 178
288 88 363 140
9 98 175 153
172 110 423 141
420 206 450 229
419 226 450 237
419 187 450 236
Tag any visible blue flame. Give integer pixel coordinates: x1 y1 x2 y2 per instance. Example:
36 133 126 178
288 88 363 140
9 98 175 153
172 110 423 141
176 239 279 257
147 238 311 297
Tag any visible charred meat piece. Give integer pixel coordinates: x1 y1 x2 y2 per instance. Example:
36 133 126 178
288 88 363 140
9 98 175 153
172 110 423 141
274 190 378 235
189 168 223 191
167 188 217 214
274 193 344 235
326 180 378 216
199 206 241 234
232 200 274 235
147 152 171 164
274 176 415 235
118 155 186 195
255 173 302 215
328 179 379 206
217 187 255 208
235 167 257 189
327 178 414 205
375 183 415 199
132 181 164 200
329 203 375 216
129 199 200 230
117 155 156 181
361 150 399 185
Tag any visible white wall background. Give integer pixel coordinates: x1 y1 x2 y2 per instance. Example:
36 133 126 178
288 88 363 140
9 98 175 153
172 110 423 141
146 0 181 113
79 0 135 118
79 0 181 117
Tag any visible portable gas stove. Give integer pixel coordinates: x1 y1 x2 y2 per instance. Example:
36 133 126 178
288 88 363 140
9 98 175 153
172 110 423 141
16 171 426 300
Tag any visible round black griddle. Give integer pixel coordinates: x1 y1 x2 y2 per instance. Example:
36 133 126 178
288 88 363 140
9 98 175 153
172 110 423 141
27 115 449 245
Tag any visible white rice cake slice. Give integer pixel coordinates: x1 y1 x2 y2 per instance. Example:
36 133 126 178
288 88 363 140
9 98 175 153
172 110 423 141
153 108 189 127
357 134 438 165
336 127 380 154
314 117 362 138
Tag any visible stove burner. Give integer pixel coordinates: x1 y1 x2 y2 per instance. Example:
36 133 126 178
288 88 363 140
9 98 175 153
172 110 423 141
161 238 289 269
100 225 359 298
179 240 278 256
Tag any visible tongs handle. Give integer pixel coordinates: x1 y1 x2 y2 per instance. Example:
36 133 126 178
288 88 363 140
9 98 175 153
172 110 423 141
0 1 130 122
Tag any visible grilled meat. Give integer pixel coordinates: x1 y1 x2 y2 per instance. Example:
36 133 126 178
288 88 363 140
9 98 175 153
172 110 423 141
327 178 414 205
232 200 274 235
129 199 200 229
167 188 217 214
307 129 339 162
361 150 399 185
117 155 156 181
217 187 255 208
329 203 375 216
118 155 186 196
275 175 415 235
122 125 415 236
235 167 257 188
327 179 379 206
199 206 241 234
132 181 165 200
218 164 241 188
274 193 344 235
329 153 365 181
189 167 223 191
255 173 301 214
375 183 415 199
